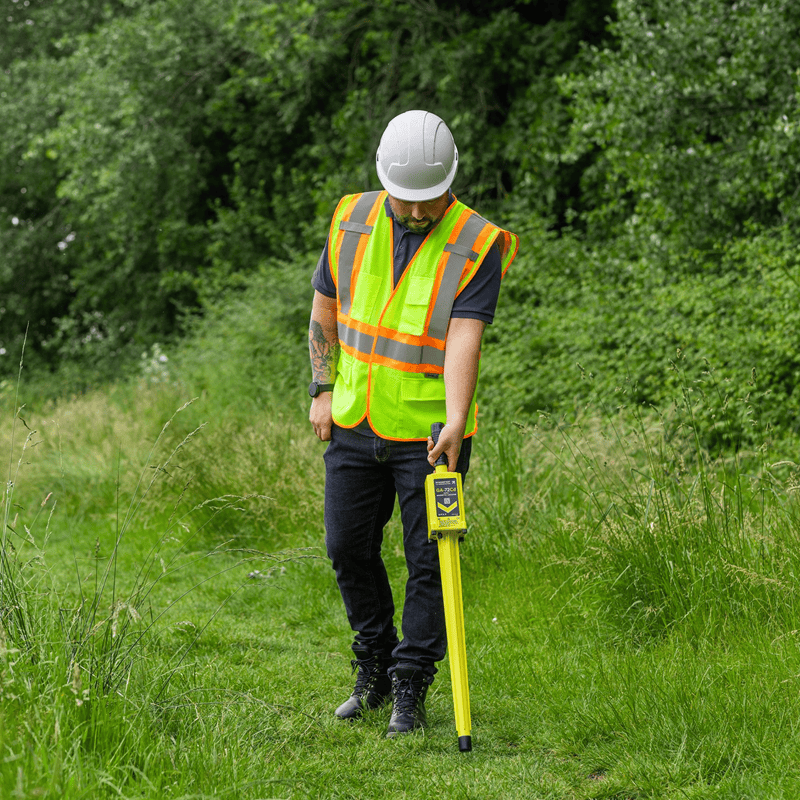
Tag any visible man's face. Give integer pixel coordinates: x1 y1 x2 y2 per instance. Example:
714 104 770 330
388 192 451 234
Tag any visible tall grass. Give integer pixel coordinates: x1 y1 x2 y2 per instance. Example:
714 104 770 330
4 343 800 797
459 389 800 797
0 379 311 798
531 388 800 642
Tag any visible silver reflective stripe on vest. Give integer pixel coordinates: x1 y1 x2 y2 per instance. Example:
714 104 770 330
338 192 382 316
444 242 479 261
427 212 490 341
375 336 445 368
338 321 375 355
339 322 445 369
340 221 373 235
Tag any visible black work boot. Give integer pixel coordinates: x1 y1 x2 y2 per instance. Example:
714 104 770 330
386 667 430 737
334 645 394 720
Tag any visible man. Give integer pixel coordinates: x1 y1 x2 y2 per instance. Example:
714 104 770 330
308 110 518 738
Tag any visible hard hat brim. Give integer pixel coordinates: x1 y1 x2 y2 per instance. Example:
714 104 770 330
376 158 457 203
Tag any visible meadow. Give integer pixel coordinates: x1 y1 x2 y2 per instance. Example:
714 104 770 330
2 345 800 800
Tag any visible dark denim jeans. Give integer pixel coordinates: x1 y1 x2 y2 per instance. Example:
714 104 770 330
323 424 472 677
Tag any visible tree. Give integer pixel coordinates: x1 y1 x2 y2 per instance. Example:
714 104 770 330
560 0 800 261
1 0 237 373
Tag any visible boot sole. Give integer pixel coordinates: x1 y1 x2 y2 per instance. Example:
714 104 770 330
385 716 427 738
385 724 426 738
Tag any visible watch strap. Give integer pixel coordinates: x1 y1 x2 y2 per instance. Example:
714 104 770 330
309 380 336 397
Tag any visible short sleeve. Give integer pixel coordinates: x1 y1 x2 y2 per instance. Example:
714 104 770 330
311 238 336 298
450 240 502 324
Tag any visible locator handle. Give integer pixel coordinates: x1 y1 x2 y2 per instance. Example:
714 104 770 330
431 422 448 468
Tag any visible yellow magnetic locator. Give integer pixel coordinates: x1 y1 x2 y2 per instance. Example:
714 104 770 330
424 422 472 752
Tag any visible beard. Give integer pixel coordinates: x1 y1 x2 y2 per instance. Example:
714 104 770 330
396 215 438 234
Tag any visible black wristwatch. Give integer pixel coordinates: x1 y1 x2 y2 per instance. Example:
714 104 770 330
308 381 335 398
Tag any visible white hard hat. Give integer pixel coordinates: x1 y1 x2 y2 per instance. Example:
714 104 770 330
376 110 458 202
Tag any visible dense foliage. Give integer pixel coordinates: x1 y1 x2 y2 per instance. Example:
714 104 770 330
484 0 800 448
1 0 606 370
562 0 800 252
2 0 799 448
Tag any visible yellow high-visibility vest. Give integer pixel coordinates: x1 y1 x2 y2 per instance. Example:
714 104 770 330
327 190 518 441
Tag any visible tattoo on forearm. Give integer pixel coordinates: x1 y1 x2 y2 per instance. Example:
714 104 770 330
309 320 340 382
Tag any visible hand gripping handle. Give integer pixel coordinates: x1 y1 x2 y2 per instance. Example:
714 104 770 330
431 422 448 468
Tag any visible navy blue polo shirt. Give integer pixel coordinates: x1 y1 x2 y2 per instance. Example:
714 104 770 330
311 196 502 324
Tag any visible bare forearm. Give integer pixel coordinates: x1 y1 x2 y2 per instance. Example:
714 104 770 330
309 292 340 382
309 321 340 382
427 317 485 469
308 291 339 442
443 318 485 434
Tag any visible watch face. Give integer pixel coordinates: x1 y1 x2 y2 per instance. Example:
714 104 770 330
308 381 319 397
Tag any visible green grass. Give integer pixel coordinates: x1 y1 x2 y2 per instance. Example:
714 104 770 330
2 371 800 799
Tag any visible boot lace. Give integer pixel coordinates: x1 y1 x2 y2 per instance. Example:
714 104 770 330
351 657 378 698
391 676 420 714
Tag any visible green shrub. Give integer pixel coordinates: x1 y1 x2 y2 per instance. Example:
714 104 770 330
481 218 800 453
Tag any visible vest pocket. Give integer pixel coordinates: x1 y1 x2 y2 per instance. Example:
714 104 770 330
398 372 445 435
